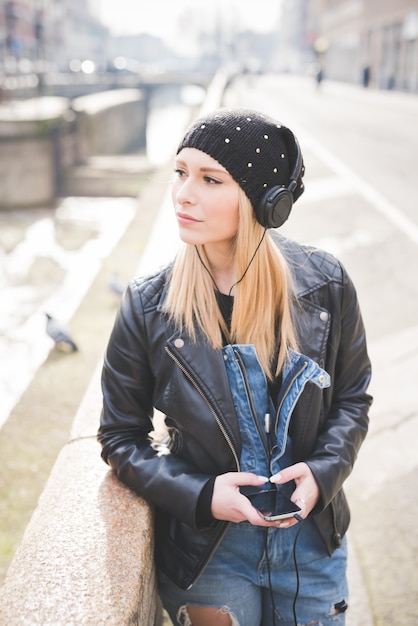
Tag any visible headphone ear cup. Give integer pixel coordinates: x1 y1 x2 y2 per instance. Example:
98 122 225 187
255 186 293 229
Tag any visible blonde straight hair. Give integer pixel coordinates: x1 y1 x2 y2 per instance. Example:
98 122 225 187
164 189 299 379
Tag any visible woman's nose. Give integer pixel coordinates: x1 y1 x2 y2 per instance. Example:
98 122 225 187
175 177 196 205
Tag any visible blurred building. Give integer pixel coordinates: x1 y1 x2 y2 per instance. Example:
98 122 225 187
276 0 312 73
0 1 284 83
0 0 108 74
280 0 418 91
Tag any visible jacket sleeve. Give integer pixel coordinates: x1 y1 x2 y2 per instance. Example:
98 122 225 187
98 281 213 529
305 264 373 512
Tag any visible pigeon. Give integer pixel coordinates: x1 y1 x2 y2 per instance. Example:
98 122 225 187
45 313 78 352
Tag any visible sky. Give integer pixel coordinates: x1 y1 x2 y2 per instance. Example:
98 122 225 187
97 0 283 39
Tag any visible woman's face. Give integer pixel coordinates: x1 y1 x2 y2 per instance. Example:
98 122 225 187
172 148 240 249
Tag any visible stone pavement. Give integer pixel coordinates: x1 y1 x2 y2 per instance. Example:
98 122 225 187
344 323 418 626
133 78 418 625
222 74 418 625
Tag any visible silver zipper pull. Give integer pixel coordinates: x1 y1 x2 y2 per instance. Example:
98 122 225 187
264 413 270 433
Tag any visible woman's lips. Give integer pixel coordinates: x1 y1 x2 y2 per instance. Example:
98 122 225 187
176 212 201 224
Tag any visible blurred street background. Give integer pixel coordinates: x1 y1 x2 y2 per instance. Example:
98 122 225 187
0 1 418 625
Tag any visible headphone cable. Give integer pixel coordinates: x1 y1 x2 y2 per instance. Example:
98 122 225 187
264 422 304 626
227 228 267 296
292 519 304 625
194 228 267 296
196 230 301 622
264 517 304 626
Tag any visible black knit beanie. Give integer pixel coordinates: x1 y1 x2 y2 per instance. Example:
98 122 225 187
177 108 305 210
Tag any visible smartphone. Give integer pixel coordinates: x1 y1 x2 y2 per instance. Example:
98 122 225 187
245 488 302 521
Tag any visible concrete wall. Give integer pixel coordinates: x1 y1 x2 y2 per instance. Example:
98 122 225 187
0 89 147 209
0 364 161 626
72 89 147 159
0 97 70 208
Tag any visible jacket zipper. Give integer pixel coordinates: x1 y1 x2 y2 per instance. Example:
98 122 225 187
165 346 240 471
165 345 238 589
233 349 270 457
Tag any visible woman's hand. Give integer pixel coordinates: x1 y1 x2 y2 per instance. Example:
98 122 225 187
269 462 320 527
211 464 320 528
211 472 272 525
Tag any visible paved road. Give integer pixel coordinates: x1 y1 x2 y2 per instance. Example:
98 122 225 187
141 74 418 625
223 75 418 626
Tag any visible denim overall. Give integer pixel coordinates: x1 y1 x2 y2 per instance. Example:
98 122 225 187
160 345 348 626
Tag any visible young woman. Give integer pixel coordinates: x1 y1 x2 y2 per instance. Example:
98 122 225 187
98 108 372 626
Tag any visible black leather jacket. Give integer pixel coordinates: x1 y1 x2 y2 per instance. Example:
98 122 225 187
98 234 372 590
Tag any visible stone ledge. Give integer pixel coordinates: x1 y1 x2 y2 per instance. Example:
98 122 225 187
0 364 160 626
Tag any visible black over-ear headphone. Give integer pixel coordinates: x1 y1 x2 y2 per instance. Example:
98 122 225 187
254 134 303 229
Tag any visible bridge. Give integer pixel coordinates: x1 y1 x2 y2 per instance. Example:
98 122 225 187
0 68 214 100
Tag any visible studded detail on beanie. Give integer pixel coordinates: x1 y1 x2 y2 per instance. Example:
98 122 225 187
177 108 305 210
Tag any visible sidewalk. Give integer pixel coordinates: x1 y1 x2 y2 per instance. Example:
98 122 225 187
345 323 418 626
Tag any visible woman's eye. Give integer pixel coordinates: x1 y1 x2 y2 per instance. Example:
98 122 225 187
204 175 222 185
174 168 186 177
